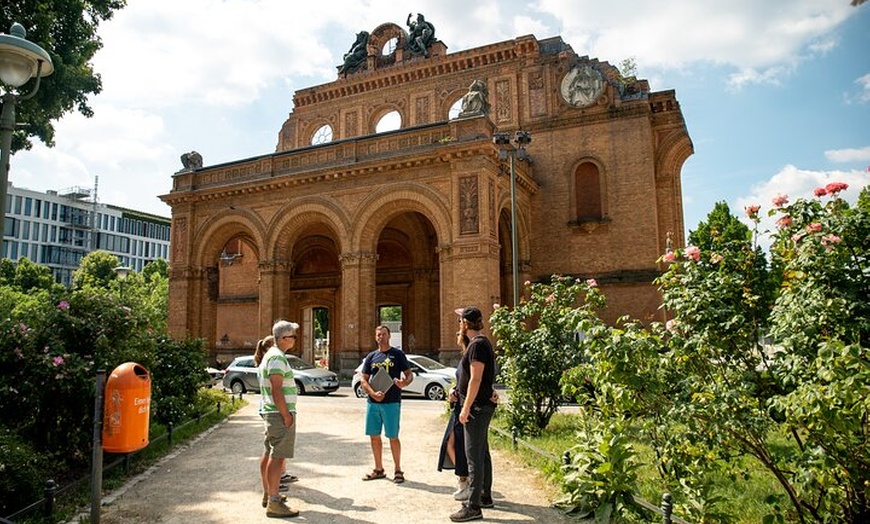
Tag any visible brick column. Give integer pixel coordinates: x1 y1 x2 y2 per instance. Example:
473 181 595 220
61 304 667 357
338 251 378 372
258 259 292 336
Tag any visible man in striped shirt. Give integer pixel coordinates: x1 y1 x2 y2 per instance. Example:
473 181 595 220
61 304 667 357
259 320 300 518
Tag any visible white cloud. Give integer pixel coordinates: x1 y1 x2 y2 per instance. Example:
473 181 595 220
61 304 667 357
734 165 870 251
851 73 870 104
533 0 855 88
825 145 870 163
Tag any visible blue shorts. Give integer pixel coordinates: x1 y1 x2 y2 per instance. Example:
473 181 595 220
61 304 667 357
365 401 401 439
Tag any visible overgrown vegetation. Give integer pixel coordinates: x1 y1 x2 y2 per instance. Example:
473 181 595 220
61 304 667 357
0 251 213 517
492 183 869 523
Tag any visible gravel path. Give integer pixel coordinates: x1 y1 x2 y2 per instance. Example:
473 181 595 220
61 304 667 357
92 392 575 523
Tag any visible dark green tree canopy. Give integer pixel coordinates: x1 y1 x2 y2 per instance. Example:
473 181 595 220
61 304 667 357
1 0 126 153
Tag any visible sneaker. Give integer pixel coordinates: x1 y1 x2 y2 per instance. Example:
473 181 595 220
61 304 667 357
262 493 288 508
266 498 299 518
449 505 482 522
480 496 494 508
453 479 470 501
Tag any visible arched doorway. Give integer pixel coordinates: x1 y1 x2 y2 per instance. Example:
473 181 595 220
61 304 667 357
375 211 439 356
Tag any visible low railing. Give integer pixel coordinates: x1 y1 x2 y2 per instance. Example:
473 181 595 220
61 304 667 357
489 424 691 524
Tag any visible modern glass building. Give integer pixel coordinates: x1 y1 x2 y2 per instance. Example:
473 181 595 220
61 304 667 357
3 182 171 286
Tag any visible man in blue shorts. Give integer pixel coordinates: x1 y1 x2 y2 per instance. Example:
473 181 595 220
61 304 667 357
360 325 413 484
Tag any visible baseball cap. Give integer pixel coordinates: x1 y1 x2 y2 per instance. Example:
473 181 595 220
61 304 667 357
454 306 482 323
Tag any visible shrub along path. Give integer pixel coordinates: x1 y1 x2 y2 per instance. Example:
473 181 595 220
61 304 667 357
93 392 575 523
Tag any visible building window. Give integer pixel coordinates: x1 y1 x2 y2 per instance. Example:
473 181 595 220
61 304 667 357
14 196 22 215
24 197 32 216
375 111 401 133
574 162 603 221
311 124 333 145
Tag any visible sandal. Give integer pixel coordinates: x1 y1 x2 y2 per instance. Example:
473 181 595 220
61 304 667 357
362 468 386 481
393 470 405 484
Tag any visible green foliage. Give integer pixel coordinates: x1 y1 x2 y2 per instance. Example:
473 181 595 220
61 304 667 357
558 417 646 523
1 0 127 153
0 429 52 515
491 275 604 436
0 256 213 515
72 250 123 289
557 182 869 523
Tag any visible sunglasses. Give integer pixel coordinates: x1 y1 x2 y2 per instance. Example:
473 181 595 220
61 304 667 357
281 335 297 340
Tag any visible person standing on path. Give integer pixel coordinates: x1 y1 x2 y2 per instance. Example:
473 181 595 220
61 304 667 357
258 320 301 518
450 307 497 522
360 324 414 484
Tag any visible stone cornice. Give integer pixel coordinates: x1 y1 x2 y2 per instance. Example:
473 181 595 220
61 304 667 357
293 36 540 108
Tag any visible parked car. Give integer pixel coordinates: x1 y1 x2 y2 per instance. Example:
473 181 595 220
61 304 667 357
222 355 340 395
352 354 455 401
205 367 225 387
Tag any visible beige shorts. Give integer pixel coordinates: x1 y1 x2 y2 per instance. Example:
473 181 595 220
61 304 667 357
262 412 296 459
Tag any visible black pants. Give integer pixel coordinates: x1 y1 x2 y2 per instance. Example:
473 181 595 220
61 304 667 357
463 402 495 508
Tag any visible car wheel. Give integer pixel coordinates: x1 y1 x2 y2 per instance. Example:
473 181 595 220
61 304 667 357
354 383 366 398
295 380 305 395
425 383 446 401
230 380 245 395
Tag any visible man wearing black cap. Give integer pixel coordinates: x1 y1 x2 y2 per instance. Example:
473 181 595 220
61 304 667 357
450 306 496 522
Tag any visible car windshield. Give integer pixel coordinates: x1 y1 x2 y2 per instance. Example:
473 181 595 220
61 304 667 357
410 355 447 370
286 355 315 370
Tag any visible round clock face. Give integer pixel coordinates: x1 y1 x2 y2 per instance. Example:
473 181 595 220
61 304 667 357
561 65 605 108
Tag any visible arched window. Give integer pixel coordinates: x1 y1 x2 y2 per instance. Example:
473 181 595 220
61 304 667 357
575 162 603 221
448 98 463 120
375 110 401 133
311 124 333 145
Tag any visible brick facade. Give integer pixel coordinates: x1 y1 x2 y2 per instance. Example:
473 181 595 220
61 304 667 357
161 22 692 374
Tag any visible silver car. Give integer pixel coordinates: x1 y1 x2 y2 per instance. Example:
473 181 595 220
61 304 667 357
352 354 455 401
222 355 340 395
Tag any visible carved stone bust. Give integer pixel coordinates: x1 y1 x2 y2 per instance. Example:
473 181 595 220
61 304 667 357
560 65 605 108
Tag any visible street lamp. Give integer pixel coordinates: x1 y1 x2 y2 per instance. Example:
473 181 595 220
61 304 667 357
0 22 53 254
114 265 133 299
493 130 532 308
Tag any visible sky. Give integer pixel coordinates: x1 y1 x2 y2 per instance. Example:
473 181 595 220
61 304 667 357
7 0 870 246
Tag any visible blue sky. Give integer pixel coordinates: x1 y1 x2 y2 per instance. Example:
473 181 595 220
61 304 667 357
8 0 870 244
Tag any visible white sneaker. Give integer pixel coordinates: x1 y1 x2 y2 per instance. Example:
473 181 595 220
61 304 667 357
453 479 470 501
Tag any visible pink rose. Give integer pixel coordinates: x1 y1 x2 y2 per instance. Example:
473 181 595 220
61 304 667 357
586 278 598 287
744 205 761 219
824 182 848 195
813 187 827 197
662 252 676 263
545 294 555 303
777 215 793 228
53 356 65 367
666 319 678 333
57 300 70 310
791 232 805 243
806 222 822 233
685 246 701 262
771 194 788 207
821 234 842 251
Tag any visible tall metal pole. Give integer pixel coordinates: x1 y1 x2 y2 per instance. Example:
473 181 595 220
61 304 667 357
91 370 105 524
0 92 15 255
509 151 519 308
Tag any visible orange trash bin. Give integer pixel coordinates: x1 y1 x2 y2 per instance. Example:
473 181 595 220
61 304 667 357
102 362 151 453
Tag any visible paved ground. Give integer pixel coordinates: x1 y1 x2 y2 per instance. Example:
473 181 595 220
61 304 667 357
91 391 576 523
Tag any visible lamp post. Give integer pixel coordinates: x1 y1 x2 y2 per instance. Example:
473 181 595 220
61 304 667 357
114 265 132 300
493 130 532 308
0 22 53 254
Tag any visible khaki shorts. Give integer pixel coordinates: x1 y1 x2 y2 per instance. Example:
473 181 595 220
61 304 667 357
262 412 296 459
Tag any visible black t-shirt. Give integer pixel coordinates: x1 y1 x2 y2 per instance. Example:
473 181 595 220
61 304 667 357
362 347 410 404
457 335 495 406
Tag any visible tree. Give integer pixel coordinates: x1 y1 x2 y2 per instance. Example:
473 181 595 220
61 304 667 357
72 249 122 289
0 0 126 153
491 276 603 436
